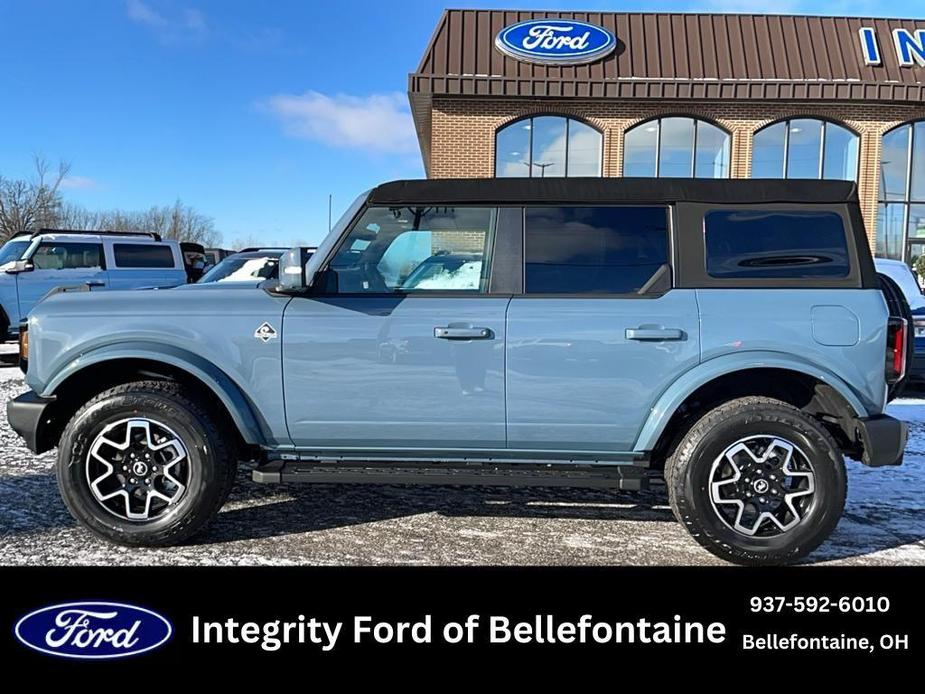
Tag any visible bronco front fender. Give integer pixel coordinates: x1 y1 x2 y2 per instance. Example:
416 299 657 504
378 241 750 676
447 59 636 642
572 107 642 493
632 351 871 454
39 341 267 446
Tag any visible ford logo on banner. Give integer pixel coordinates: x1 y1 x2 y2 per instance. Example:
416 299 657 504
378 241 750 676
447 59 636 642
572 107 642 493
495 19 616 65
14 602 172 659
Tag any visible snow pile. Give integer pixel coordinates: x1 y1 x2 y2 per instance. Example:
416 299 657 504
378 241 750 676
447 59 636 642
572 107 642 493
413 261 483 290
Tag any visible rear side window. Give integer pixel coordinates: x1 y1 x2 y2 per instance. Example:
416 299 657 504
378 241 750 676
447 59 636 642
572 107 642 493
705 210 849 279
524 206 668 294
113 244 175 269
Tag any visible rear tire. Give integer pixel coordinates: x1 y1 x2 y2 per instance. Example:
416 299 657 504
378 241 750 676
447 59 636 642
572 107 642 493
56 380 237 546
665 397 846 566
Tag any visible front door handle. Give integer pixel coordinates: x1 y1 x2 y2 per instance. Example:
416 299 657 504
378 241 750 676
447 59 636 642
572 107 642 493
434 326 494 340
85 280 106 288
625 327 684 341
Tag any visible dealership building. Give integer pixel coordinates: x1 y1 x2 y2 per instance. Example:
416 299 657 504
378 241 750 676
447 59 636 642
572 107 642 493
408 10 925 264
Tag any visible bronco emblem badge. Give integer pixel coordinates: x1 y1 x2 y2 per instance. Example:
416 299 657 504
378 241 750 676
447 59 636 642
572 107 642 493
254 322 278 342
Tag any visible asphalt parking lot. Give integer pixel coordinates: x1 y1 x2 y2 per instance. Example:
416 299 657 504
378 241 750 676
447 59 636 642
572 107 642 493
0 347 922 566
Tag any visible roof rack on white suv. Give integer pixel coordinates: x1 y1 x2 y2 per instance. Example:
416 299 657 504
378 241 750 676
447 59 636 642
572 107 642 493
34 228 162 241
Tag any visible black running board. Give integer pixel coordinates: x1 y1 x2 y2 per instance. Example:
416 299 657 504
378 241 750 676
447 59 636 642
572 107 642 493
252 461 647 491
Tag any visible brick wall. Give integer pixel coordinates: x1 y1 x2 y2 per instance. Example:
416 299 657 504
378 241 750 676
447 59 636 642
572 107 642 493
429 98 925 248
432 230 487 254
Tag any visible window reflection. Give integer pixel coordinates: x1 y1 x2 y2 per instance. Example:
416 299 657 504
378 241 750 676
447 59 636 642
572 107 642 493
623 121 658 177
495 116 601 178
751 118 857 181
623 117 730 178
877 121 925 261
658 117 695 178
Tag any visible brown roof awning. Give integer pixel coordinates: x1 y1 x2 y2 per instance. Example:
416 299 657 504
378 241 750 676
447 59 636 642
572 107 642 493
408 10 925 170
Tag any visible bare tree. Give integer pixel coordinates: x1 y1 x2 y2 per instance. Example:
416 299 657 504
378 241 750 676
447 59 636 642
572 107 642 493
228 234 266 250
1 157 222 247
52 199 221 247
0 156 70 240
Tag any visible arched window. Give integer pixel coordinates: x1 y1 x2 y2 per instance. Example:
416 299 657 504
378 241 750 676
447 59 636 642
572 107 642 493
878 121 925 261
751 118 858 180
623 117 730 178
495 116 601 178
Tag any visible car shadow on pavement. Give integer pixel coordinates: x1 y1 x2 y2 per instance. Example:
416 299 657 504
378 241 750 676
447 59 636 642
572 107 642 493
1 468 922 564
0 471 75 535
197 480 676 545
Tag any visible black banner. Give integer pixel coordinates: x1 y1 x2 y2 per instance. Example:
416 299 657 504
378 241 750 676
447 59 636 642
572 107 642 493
1 566 920 670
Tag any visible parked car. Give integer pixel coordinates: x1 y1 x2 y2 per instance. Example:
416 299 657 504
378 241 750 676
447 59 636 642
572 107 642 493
189 248 297 288
180 242 208 283
6 178 908 565
204 247 235 267
0 229 187 340
876 258 925 384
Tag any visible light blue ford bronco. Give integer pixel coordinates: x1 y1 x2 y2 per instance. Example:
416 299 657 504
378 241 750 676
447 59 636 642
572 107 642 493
6 178 909 565
0 229 187 339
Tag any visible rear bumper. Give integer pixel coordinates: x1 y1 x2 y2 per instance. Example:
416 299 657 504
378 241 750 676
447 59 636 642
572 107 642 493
909 353 925 382
854 414 907 467
6 391 55 454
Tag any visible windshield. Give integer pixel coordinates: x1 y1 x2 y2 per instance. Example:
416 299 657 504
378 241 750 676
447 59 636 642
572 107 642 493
199 254 284 283
0 239 31 266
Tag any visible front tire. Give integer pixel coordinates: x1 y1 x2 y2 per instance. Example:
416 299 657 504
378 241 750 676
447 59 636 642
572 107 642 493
665 397 846 566
57 380 237 546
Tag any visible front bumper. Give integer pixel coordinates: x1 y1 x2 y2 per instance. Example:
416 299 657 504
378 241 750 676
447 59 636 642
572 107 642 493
6 391 55 454
854 414 907 467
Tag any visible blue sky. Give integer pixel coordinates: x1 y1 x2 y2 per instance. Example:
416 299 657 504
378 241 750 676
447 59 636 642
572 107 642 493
0 0 918 245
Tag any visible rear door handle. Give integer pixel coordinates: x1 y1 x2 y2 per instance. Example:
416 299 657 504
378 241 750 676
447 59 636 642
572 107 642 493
85 280 106 288
625 327 684 341
434 326 494 340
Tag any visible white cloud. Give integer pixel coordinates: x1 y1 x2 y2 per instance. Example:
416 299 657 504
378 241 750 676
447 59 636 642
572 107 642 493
125 0 167 28
261 91 418 154
60 176 99 191
125 1 208 40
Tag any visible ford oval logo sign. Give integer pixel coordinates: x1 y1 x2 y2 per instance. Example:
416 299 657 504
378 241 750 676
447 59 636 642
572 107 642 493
14 602 172 659
495 19 616 65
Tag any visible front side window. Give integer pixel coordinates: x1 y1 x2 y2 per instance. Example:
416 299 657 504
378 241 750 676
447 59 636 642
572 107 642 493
705 210 849 279
877 121 925 261
113 244 175 269
495 116 602 178
31 242 102 270
524 207 669 294
623 117 730 178
751 119 858 180
325 206 495 293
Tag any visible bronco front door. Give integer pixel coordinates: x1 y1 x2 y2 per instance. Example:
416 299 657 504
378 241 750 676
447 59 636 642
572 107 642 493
282 205 509 451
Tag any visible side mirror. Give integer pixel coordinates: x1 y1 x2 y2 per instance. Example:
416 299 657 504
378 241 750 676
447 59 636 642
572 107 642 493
278 247 316 292
5 260 33 275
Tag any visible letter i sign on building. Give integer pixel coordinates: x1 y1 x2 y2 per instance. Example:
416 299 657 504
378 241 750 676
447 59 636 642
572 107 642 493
859 26 925 66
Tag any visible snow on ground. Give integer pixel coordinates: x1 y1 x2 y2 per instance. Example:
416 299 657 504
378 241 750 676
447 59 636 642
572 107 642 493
0 351 921 566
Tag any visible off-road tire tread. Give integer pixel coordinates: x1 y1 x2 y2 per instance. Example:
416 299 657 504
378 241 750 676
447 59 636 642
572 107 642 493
57 380 237 546
665 396 845 566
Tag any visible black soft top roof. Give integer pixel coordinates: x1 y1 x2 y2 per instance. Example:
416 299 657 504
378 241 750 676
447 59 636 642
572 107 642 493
368 178 859 206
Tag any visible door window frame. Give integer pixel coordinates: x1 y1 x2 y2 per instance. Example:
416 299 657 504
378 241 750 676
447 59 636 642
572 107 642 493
27 240 106 271
517 204 674 298
309 203 522 298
